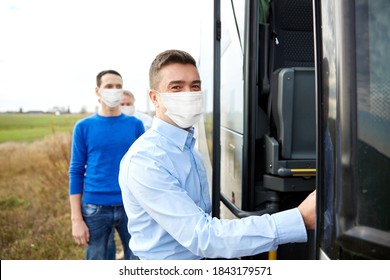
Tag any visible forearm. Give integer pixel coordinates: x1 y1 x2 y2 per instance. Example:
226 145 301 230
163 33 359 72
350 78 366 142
69 193 90 246
69 194 83 222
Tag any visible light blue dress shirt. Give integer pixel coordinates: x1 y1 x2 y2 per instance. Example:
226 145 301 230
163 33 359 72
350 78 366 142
119 117 307 260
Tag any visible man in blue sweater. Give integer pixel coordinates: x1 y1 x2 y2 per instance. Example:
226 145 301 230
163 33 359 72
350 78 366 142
69 70 144 260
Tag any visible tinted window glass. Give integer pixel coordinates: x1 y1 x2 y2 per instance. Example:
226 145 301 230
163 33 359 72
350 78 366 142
356 0 390 231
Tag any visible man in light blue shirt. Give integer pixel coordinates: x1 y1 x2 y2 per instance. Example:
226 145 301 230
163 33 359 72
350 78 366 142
119 49 316 260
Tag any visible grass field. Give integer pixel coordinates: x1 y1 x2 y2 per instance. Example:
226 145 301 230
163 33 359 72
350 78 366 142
0 113 89 143
0 113 89 259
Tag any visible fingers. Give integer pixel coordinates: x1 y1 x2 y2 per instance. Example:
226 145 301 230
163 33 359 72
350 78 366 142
298 190 316 230
73 233 88 246
72 224 90 246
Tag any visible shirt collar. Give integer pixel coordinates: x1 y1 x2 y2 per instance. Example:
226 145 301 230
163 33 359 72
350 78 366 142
152 117 195 151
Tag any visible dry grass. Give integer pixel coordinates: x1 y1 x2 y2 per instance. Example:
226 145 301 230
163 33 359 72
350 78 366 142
0 132 84 259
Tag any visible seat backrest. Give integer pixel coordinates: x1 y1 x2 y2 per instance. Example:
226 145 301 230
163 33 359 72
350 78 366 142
267 0 316 160
269 0 314 73
271 67 316 159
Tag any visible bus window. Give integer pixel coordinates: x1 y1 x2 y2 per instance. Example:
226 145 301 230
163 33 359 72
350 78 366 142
317 0 390 259
355 0 390 231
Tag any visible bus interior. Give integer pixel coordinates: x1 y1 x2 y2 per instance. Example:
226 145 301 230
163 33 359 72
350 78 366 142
203 0 390 260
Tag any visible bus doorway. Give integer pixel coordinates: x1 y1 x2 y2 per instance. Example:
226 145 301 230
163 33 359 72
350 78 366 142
210 0 390 260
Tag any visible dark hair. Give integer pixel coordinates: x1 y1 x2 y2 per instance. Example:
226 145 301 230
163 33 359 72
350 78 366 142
149 50 197 90
96 70 122 87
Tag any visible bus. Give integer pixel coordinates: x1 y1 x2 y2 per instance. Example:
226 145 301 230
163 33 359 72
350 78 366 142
197 0 390 260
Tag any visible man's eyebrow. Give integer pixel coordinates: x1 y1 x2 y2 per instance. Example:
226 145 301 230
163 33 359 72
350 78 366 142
167 80 185 85
167 80 202 86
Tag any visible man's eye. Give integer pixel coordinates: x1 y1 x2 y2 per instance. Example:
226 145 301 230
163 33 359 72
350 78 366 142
171 86 181 91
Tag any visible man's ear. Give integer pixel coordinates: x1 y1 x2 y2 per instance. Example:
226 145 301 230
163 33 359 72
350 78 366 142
149 90 158 106
95 86 100 97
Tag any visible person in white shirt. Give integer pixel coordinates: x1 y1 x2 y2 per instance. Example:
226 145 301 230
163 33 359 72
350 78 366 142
119 49 316 260
120 90 153 130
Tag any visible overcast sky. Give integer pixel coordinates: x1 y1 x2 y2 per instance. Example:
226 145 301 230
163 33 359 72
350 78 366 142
0 0 213 113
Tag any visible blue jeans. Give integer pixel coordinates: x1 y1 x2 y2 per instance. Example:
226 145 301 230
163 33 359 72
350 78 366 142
82 203 137 260
107 228 139 260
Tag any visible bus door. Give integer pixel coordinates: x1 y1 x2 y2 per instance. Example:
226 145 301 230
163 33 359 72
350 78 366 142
217 0 316 259
315 0 390 260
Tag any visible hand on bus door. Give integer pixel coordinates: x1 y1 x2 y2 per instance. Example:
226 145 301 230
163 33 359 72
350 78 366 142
297 190 316 230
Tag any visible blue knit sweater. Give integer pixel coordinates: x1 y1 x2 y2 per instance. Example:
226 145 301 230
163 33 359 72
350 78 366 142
69 113 145 205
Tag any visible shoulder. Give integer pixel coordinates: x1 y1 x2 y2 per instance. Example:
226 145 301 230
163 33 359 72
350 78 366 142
112 115 143 131
129 129 170 159
74 114 98 127
122 114 143 124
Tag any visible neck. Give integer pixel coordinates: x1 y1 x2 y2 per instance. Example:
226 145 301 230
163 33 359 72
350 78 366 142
99 105 121 116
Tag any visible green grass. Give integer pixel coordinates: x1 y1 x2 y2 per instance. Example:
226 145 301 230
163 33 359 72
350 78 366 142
0 113 89 143
0 112 123 259
0 133 85 259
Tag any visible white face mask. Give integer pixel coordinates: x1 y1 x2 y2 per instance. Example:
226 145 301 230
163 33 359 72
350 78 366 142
158 91 204 128
99 88 123 108
121 105 135 116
